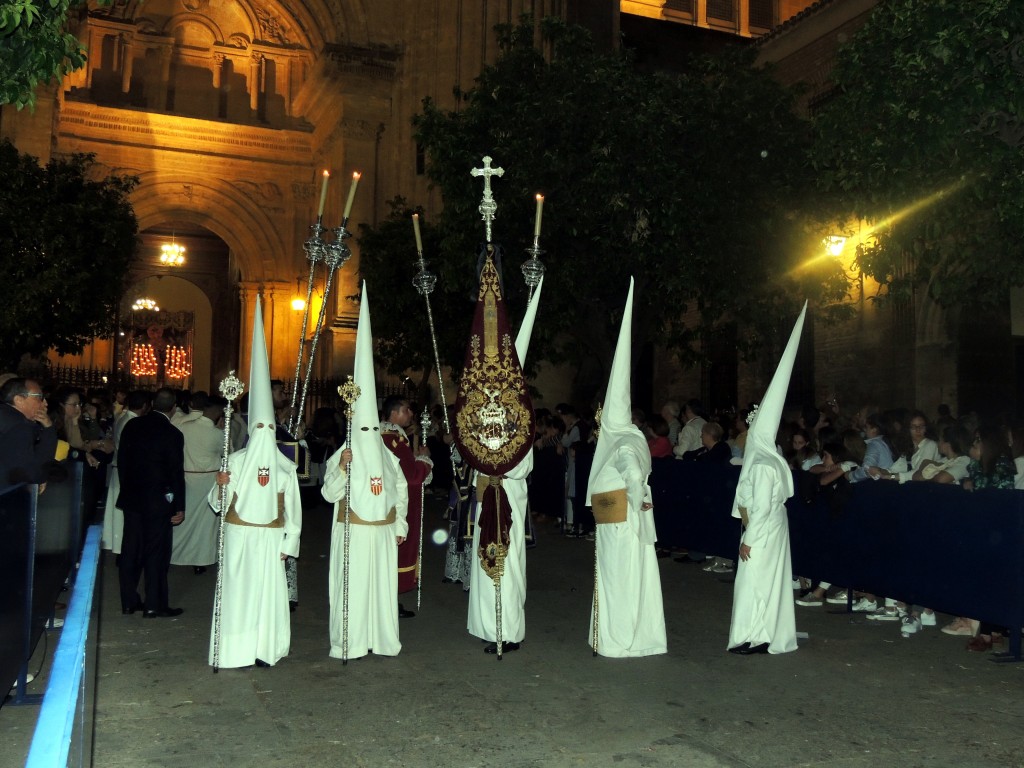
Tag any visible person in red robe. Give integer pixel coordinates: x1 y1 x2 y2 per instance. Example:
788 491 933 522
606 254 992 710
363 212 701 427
380 396 433 618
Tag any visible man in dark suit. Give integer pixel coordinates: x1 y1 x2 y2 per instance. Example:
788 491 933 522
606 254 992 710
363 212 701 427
0 377 57 489
117 387 186 617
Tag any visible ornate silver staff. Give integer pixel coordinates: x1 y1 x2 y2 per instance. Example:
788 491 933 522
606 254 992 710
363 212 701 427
212 370 245 673
591 404 602 657
287 215 328 426
522 193 546 304
470 156 503 244
293 225 352 434
411 214 457 484
288 173 360 434
416 406 431 611
337 375 360 665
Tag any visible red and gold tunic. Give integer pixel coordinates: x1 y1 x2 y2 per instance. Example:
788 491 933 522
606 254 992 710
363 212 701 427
381 423 433 594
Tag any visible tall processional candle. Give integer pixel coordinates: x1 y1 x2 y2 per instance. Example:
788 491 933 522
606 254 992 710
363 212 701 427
412 213 423 253
534 194 544 239
317 170 330 218
343 172 361 220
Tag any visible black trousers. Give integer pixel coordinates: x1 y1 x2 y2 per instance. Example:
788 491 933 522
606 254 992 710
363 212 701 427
119 506 173 611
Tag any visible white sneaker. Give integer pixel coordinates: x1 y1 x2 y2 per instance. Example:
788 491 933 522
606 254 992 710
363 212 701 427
49 617 64 629
796 592 824 607
901 615 922 635
919 612 936 627
702 561 719 572
851 598 878 613
825 589 849 605
866 608 904 621
711 562 734 574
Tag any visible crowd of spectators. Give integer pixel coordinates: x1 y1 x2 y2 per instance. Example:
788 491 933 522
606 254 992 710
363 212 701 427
651 394 1024 653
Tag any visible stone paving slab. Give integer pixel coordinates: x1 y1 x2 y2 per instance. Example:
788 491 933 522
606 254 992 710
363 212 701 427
4 493 1024 767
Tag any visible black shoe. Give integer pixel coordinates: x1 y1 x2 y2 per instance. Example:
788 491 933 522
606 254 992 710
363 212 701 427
398 603 416 619
289 601 298 613
656 549 671 559
732 642 770 655
122 595 143 615
483 641 521 654
254 659 271 668
143 607 184 619
193 566 207 575
441 577 454 584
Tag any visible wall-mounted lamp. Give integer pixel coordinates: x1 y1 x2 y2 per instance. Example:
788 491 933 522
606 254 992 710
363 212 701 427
823 235 847 257
291 277 306 312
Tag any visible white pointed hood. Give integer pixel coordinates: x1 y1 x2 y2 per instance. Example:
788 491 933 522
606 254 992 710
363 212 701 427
232 294 283 523
585 278 654 541
346 282 402 519
731 301 807 518
515 276 543 364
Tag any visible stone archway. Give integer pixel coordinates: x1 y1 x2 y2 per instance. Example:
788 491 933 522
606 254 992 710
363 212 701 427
122 273 214 391
132 175 287 284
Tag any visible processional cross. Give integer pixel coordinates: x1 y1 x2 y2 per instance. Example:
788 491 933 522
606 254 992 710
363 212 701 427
471 156 504 243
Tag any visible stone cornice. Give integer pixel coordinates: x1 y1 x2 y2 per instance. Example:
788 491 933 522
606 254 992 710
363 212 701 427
322 42 400 83
58 104 314 164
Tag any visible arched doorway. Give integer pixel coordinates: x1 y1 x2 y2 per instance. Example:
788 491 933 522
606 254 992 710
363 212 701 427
122 224 237 392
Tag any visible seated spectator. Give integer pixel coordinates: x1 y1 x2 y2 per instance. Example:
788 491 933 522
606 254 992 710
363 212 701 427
681 421 731 463
912 424 971 484
645 415 674 458
660 400 682 445
728 409 749 460
941 425 1015 644
529 413 566 525
880 410 939 480
1009 420 1024 490
847 413 894 483
795 435 862 608
787 428 820 471
672 398 707 457
963 425 1016 491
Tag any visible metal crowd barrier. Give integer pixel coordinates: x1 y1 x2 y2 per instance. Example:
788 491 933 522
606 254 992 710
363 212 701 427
24 525 102 768
1 462 86 709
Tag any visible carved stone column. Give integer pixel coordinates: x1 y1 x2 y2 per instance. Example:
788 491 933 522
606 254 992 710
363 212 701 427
120 34 134 94
212 53 224 89
249 53 263 113
238 281 261 382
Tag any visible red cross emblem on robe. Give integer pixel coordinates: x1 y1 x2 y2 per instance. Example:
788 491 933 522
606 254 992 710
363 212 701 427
370 476 383 495
257 467 270 487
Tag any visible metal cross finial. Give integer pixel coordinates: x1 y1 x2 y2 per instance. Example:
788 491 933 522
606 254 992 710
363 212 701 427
471 156 504 243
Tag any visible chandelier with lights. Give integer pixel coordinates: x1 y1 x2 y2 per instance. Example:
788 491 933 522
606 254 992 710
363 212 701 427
160 241 186 266
132 297 160 311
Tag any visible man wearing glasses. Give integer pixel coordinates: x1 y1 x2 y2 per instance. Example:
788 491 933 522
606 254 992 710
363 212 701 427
0 378 57 489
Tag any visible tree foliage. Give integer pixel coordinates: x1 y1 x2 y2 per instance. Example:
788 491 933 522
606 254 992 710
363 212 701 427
0 0 87 109
0 140 138 369
359 18 835 399
811 0 1024 307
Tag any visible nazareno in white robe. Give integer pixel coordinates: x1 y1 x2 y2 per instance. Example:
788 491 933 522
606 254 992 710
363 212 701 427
727 461 798 654
101 409 136 553
322 443 409 659
207 448 302 668
171 412 221 566
466 449 533 644
588 445 667 658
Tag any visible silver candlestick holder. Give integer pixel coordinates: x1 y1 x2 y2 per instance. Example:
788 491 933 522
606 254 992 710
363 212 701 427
522 237 546 303
288 217 353 435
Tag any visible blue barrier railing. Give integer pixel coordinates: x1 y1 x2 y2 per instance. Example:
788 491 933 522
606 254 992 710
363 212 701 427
24 524 102 768
651 459 1024 658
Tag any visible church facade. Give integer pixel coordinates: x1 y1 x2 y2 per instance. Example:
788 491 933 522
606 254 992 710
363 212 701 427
1 0 593 391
